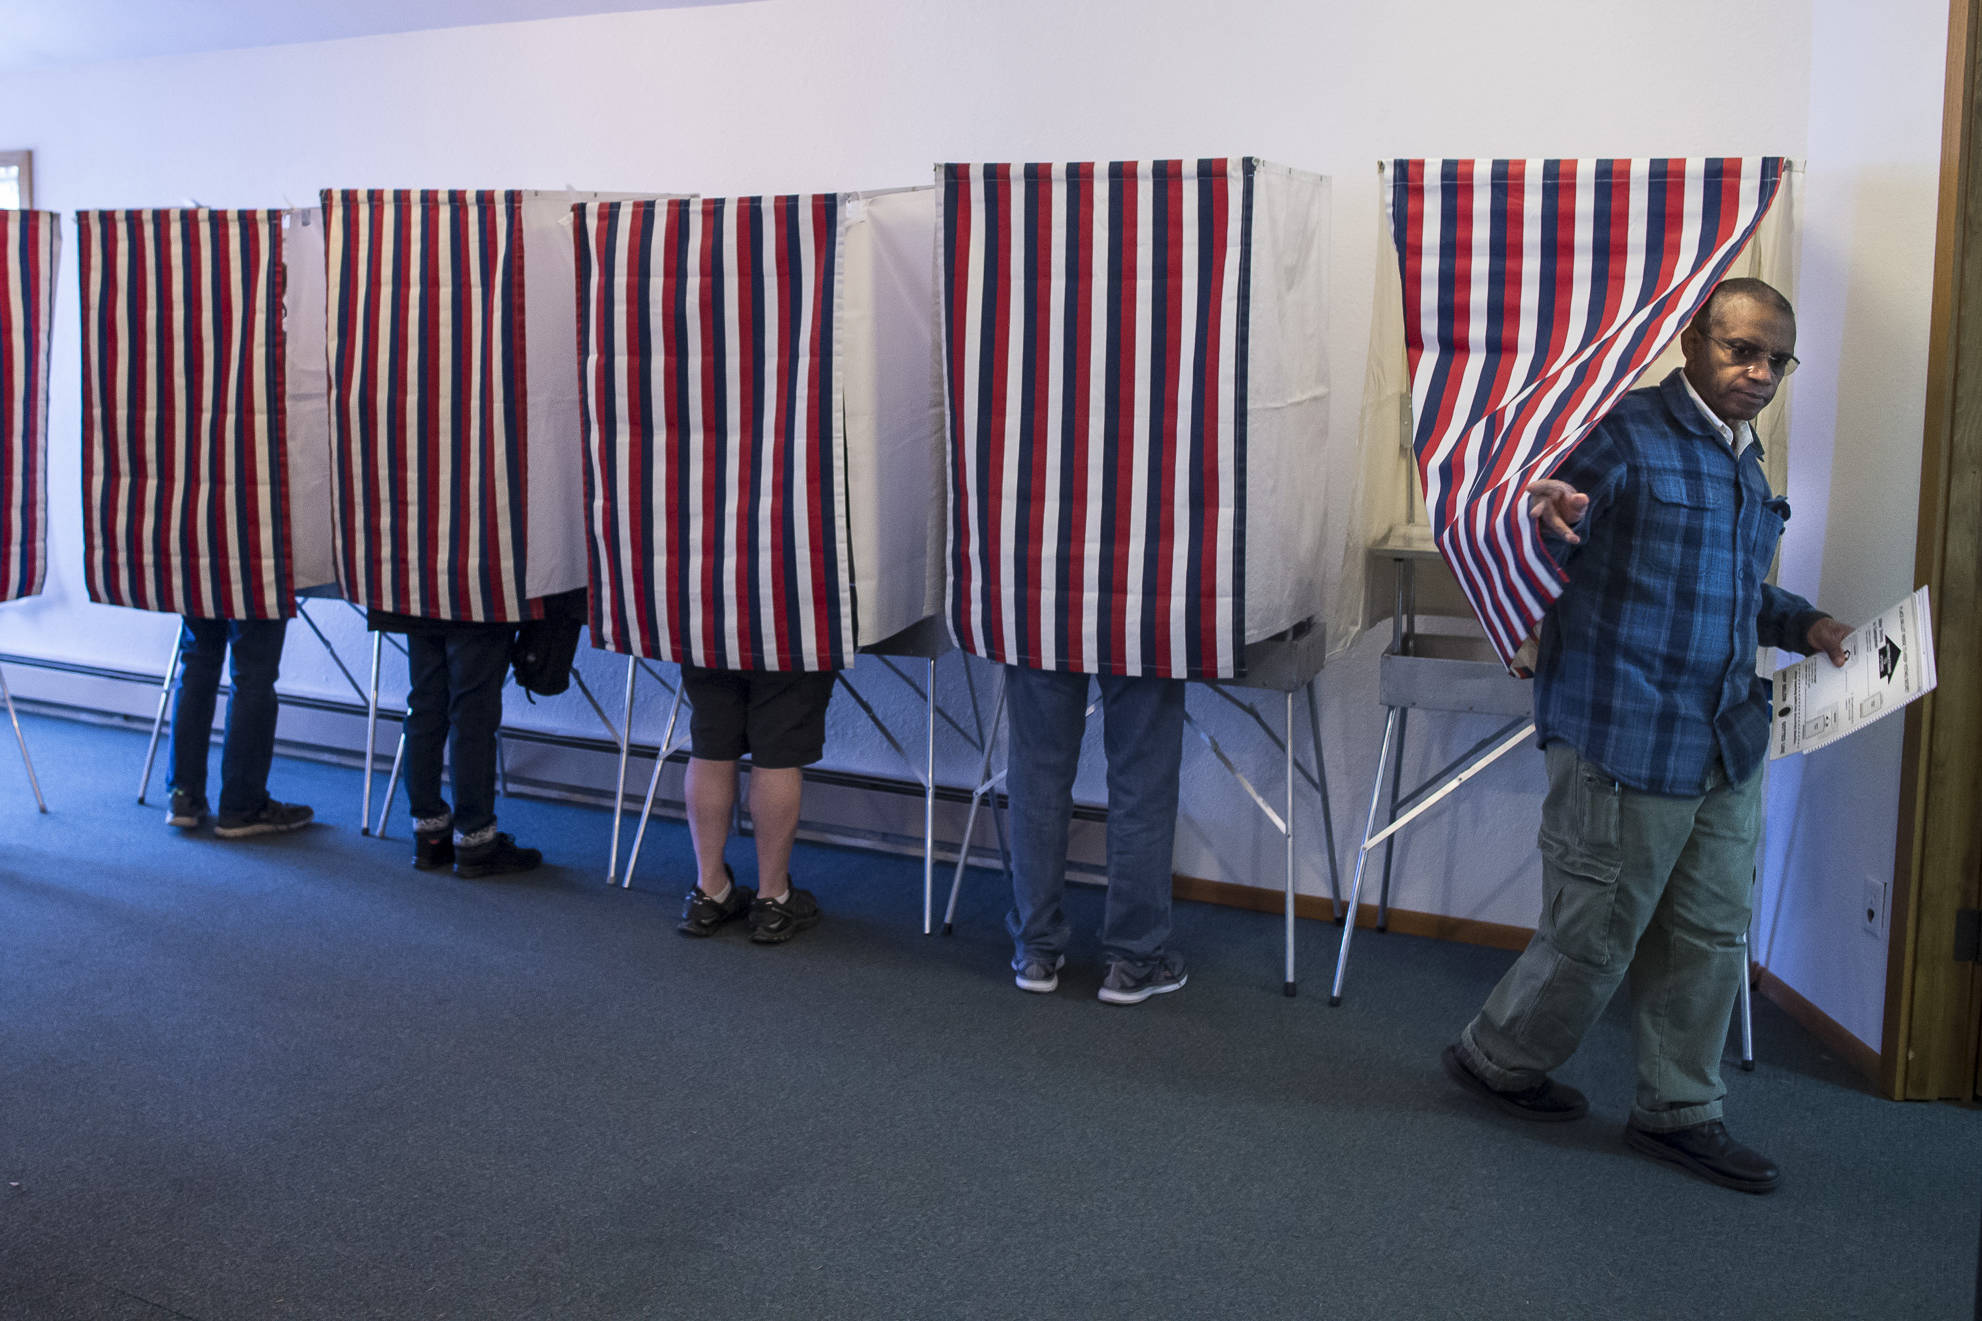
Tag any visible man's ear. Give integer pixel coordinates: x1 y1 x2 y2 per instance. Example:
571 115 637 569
1676 323 1704 365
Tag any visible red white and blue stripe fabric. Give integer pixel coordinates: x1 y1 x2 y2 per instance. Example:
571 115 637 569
1392 157 1784 667
575 195 852 671
77 209 294 619
1 210 57 604
941 160 1252 680
323 190 533 623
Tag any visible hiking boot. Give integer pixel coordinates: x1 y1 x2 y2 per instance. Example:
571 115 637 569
412 829 455 871
748 882 821 944
679 865 753 937
1096 952 1188 1005
166 790 209 829
454 832 542 879
1013 954 1066 994
213 798 315 839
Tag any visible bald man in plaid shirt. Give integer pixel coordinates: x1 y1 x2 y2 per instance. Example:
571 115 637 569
1442 280 1852 1194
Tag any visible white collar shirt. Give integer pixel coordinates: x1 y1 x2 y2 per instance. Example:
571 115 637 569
1678 370 1756 457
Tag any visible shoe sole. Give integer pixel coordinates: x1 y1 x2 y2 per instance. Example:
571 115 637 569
1624 1125 1780 1194
213 818 314 839
455 860 541 879
678 914 745 937
412 858 453 872
1014 955 1066 993
1441 1045 1586 1123
166 815 205 829
748 912 822 944
1096 973 1187 1005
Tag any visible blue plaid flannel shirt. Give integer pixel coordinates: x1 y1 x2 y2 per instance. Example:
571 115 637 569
1533 370 1826 796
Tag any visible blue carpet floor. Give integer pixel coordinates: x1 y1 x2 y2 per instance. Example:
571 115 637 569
0 712 1976 1320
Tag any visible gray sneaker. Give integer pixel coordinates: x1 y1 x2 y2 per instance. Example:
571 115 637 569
1096 953 1188 1005
166 790 209 829
1013 954 1066 994
214 798 314 839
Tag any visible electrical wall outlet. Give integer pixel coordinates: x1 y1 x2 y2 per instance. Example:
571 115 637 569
1862 876 1889 939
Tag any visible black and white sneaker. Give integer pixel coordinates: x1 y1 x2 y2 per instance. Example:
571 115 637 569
747 882 822 944
213 798 314 839
1096 953 1188 1005
678 865 753 937
1013 954 1066 993
166 790 209 829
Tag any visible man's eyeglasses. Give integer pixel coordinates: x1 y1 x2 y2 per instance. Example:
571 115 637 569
1701 333 1799 378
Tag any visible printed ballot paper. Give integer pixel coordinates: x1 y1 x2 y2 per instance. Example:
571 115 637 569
1771 588 1937 759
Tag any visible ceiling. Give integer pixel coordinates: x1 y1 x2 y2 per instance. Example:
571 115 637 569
1 0 751 72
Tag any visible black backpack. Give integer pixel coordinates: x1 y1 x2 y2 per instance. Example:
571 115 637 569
510 588 588 698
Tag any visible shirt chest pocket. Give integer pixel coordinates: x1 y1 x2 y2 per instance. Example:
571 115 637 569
1640 470 1732 573
1751 495 1790 578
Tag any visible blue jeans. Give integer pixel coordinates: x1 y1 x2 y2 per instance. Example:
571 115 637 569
1458 742 1762 1131
403 628 512 841
1003 666 1185 973
168 617 287 816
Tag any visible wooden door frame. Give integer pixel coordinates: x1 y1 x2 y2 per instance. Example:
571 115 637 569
1884 0 1982 1100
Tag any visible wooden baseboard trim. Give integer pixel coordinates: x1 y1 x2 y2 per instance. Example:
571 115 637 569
1169 873 1536 952
1753 966 1883 1088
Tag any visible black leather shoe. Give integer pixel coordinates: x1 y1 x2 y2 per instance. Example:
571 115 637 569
1625 1120 1780 1194
1442 1044 1589 1122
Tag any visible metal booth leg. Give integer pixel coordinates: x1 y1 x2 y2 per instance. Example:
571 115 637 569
923 657 937 936
1330 705 1402 1007
1306 679 1344 920
138 632 184 804
361 632 382 834
1738 925 1756 1071
608 654 637 885
942 669 1007 936
621 682 686 890
375 733 406 837
1283 690 1297 998
1376 706 1410 932
1 662 48 812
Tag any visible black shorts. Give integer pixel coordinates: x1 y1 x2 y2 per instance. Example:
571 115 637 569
680 665 837 768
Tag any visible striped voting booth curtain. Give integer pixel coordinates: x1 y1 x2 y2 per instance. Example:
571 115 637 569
1393 157 1784 667
1 210 57 604
77 209 294 619
323 190 533 623
941 159 1252 680
575 195 853 670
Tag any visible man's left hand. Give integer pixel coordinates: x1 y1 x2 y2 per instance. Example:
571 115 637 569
1807 616 1851 666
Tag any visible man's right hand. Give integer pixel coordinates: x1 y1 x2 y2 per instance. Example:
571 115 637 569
1525 478 1590 545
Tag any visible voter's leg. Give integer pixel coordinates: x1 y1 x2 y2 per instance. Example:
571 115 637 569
1003 666 1088 975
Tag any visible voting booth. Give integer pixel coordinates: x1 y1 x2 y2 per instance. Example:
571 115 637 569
321 189 598 623
77 208 335 619
0 209 58 808
937 158 1344 988
574 188 944 669
575 188 950 890
321 188 621 829
940 157 1332 681
1330 157 1792 1006
75 206 353 801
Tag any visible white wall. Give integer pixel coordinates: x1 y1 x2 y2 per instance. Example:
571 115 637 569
1752 0 1949 1051
0 0 1937 1044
